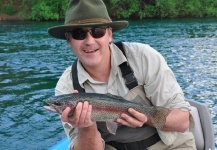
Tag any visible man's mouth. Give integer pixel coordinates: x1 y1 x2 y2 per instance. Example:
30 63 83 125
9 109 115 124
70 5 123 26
84 49 98 53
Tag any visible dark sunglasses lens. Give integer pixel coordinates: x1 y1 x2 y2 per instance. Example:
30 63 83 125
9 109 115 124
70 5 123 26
71 29 86 40
92 28 106 38
70 27 107 40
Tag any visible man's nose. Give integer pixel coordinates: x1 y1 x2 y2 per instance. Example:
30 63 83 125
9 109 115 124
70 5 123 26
84 32 95 43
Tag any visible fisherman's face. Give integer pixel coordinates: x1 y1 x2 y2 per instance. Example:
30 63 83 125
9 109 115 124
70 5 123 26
66 26 112 68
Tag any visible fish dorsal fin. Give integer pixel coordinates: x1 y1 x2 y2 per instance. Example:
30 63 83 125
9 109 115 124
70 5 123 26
105 93 116 97
132 95 149 105
105 93 124 100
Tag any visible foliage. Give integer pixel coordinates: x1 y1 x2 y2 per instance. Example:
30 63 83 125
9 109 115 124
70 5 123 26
139 5 156 18
155 0 178 18
105 0 140 18
19 0 69 21
0 0 16 15
105 0 217 19
29 1 59 21
203 0 217 17
1 0 217 20
176 0 203 17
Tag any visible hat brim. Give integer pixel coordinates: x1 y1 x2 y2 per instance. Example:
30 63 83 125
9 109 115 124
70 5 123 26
48 21 128 40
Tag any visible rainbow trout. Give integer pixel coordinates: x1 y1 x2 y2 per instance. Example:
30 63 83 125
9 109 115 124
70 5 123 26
44 93 170 134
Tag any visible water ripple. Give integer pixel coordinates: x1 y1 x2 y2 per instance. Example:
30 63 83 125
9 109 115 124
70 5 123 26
0 18 217 149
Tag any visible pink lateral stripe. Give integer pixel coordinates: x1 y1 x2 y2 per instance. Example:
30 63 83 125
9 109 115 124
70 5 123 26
92 105 128 113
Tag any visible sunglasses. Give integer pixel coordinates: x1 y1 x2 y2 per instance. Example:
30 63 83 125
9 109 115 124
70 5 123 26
67 27 108 40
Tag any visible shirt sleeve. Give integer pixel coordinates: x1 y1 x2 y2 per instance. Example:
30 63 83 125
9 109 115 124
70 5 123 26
62 121 105 150
143 48 191 110
125 43 191 109
61 121 78 150
123 43 192 145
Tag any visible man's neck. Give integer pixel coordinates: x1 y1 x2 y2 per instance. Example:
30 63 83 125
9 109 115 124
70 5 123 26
84 62 111 82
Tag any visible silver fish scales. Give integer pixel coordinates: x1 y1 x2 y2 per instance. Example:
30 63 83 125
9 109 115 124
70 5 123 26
44 93 171 134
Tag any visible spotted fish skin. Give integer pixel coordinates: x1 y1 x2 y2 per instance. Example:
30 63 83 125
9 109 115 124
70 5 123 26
45 93 171 130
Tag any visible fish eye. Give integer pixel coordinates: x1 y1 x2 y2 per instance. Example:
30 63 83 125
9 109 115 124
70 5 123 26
53 102 61 106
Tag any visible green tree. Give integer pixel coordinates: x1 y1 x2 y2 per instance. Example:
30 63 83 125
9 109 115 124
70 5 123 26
19 0 68 21
155 0 178 18
1 0 217 20
105 0 141 18
0 0 16 15
202 0 217 17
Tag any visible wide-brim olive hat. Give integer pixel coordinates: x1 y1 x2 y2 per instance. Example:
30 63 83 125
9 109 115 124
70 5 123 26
48 0 128 40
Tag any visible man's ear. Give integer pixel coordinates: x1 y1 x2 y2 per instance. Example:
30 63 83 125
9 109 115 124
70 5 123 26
65 33 72 47
65 33 70 42
108 27 113 43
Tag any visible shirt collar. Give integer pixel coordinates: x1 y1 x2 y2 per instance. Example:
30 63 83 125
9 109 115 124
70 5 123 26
110 42 127 66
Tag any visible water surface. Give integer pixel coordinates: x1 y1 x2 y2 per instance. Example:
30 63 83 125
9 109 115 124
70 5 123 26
0 18 216 149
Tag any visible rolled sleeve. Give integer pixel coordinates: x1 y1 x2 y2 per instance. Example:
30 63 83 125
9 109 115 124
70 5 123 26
63 121 105 150
122 42 192 146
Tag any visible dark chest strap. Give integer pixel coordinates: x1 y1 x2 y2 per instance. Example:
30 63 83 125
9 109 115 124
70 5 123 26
71 42 138 92
106 133 160 150
71 60 85 93
115 42 138 90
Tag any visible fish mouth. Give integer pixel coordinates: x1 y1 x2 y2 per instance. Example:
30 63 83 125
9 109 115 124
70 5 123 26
43 105 57 113
44 104 75 117
51 103 76 114
46 103 63 115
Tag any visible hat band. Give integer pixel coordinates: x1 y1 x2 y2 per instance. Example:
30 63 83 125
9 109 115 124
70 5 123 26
67 18 112 25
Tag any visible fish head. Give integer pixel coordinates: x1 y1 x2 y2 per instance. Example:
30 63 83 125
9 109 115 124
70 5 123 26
45 96 77 115
49 101 66 114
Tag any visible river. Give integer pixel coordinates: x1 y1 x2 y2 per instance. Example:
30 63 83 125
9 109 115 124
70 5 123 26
0 18 216 149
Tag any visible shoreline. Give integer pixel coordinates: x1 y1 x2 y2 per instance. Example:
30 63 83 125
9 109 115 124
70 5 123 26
1 13 216 22
0 13 23 21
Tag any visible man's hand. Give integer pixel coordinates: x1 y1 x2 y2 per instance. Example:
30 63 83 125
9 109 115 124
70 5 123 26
116 108 148 128
61 90 103 150
61 90 95 128
61 101 95 128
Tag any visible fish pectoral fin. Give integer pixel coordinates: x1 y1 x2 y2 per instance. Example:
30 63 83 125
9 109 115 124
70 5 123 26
106 121 118 135
67 108 76 119
68 112 74 118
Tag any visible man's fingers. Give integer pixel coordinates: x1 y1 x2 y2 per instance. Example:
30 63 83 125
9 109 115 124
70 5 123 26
84 103 92 124
128 108 147 123
78 101 89 125
72 90 79 94
71 102 83 123
73 90 79 94
60 101 94 128
61 107 72 122
116 108 147 128
116 117 137 128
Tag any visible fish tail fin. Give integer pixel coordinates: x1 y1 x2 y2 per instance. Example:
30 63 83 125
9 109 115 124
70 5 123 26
150 107 171 129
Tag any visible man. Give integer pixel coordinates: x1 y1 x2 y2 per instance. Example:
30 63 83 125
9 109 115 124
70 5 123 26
48 0 196 149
